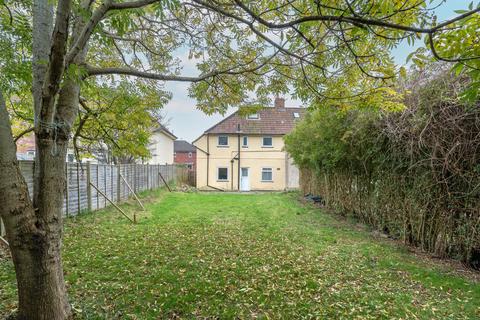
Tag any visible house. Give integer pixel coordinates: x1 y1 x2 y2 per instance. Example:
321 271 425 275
147 125 177 164
16 133 97 163
174 140 196 171
16 134 36 160
193 97 304 191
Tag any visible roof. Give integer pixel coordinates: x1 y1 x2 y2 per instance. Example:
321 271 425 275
174 140 196 153
153 124 177 140
203 106 306 136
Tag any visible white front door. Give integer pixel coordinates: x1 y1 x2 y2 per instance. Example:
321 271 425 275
240 167 250 191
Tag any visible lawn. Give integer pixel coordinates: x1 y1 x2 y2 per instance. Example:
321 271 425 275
1 191 479 319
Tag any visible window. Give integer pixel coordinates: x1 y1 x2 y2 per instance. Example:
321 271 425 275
293 112 300 118
242 136 248 147
261 168 273 181
247 113 259 119
188 152 192 158
174 152 177 158
67 154 75 163
217 167 228 181
187 164 193 170
262 136 273 147
218 135 228 146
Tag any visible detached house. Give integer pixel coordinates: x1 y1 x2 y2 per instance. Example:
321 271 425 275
193 97 304 191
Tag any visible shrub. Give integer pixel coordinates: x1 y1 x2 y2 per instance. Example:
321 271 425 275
286 72 480 268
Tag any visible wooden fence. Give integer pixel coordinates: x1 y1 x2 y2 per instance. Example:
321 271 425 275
0 161 183 237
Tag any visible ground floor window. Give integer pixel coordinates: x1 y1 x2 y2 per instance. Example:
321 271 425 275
187 164 193 170
217 167 228 181
261 167 273 181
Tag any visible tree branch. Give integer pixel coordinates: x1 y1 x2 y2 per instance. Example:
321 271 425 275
65 0 112 65
14 127 35 143
232 0 480 34
85 51 277 82
39 0 73 126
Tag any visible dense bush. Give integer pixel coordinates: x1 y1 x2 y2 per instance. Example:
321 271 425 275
285 72 480 268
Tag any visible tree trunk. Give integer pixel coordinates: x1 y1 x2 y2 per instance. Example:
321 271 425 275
0 92 71 319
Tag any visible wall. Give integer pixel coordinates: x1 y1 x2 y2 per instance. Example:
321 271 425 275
286 156 300 189
148 131 174 164
0 161 182 238
195 134 288 191
174 151 196 170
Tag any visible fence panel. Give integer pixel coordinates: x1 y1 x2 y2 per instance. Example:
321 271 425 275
0 161 183 237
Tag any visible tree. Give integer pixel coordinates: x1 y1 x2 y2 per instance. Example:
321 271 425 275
74 79 171 164
0 1 478 319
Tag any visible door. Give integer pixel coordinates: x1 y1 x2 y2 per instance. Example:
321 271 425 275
240 167 250 191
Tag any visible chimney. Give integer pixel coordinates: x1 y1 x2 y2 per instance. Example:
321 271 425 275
274 97 285 108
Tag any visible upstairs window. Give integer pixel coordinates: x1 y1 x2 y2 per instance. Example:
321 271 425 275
261 168 273 181
217 167 228 181
188 152 192 158
293 112 300 118
242 136 248 147
247 113 259 119
218 135 228 146
262 136 273 147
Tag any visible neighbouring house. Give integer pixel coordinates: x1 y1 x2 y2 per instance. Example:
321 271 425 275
147 124 177 164
16 133 97 163
174 140 196 171
193 97 305 191
16 134 36 160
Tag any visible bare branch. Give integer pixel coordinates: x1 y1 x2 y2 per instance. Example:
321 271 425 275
14 127 35 143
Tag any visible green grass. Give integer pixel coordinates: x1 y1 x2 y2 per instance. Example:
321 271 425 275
1 191 479 319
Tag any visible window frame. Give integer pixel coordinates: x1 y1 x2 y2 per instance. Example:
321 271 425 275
262 136 273 148
217 135 229 147
217 167 229 181
261 167 273 182
247 113 260 120
242 136 248 148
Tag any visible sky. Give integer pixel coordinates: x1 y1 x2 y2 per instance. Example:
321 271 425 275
163 1 474 143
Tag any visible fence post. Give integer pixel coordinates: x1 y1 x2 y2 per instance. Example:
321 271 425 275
117 164 121 202
96 164 99 209
76 162 80 214
110 164 114 200
103 165 107 207
65 164 69 217
146 164 149 190
86 162 92 212
133 164 137 193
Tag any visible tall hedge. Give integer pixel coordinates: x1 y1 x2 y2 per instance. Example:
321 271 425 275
285 72 480 268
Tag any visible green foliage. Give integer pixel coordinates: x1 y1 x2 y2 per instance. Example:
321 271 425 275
0 1 31 96
2 191 479 318
77 78 171 162
410 2 480 101
286 71 480 266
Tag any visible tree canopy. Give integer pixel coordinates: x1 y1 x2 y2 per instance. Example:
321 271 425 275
0 1 479 319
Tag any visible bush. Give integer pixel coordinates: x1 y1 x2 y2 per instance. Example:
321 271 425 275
285 72 480 268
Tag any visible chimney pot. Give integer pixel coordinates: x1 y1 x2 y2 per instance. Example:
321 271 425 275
274 97 285 108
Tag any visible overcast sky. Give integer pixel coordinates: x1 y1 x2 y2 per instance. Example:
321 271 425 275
163 1 473 143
